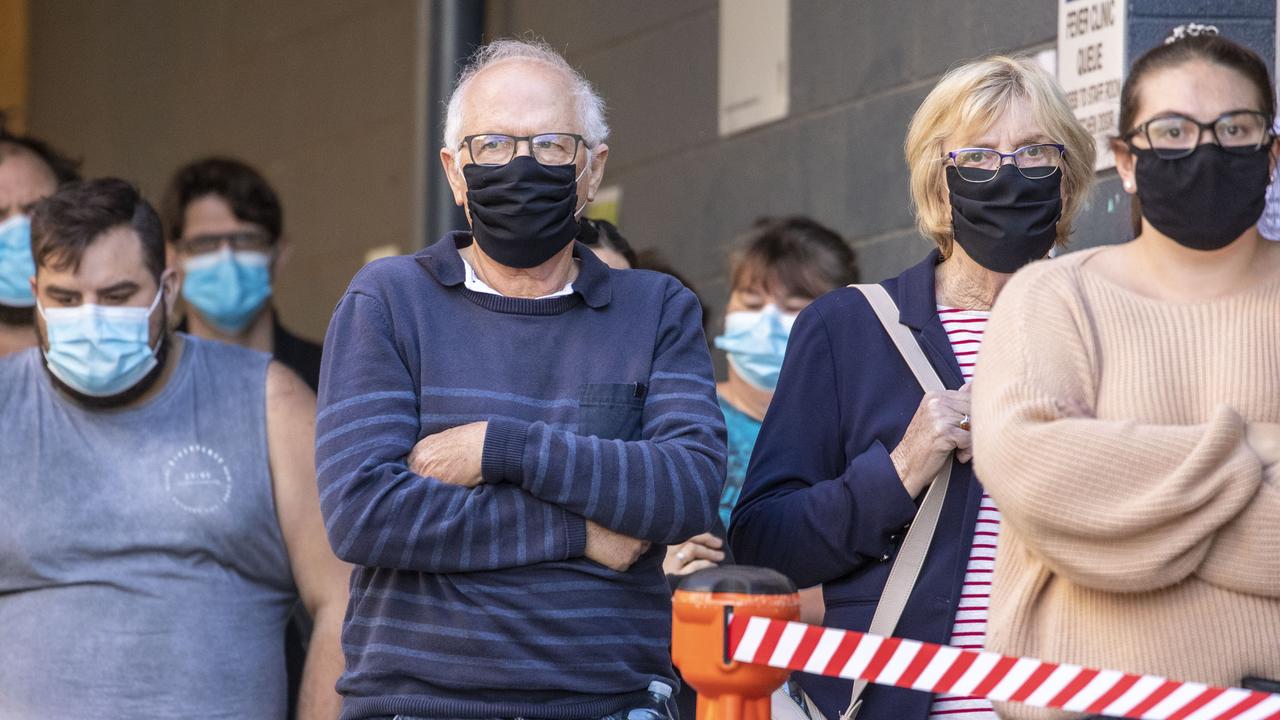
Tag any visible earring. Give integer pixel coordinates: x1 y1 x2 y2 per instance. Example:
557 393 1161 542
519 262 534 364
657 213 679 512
1123 181 1133 191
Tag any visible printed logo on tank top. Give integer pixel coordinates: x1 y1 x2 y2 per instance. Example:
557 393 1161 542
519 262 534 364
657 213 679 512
164 444 232 514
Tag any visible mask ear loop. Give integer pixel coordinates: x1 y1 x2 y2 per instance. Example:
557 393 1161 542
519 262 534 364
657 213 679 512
572 148 593 219
147 284 166 312
144 283 167 357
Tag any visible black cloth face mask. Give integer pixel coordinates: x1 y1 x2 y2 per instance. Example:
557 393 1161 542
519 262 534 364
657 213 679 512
463 155 586 269
1133 144 1270 251
947 164 1063 273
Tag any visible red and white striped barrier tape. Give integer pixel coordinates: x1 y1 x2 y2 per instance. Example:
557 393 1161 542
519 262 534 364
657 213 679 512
728 615 1280 720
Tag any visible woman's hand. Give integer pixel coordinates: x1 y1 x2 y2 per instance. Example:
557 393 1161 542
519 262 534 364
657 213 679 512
663 533 725 576
890 385 972 497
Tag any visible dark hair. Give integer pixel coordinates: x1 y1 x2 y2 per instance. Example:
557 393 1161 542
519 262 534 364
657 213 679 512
1119 33 1275 236
577 217 639 268
31 178 166 283
162 157 282 242
730 216 858 299
0 112 82 186
1120 33 1274 137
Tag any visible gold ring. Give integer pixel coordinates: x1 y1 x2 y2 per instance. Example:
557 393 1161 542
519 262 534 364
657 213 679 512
959 414 971 431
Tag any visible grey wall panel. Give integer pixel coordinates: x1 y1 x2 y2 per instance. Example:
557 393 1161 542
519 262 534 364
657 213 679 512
1067 175 1133 251
1134 0 1273 17
1129 18 1275 71
571 6 719 175
853 229 938 282
596 81 937 347
792 1 1056 116
485 0 717 60
1126 0 1276 71
599 83 931 280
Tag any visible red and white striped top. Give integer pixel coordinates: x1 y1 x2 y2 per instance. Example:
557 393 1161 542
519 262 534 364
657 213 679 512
928 307 999 720
936 306 986 382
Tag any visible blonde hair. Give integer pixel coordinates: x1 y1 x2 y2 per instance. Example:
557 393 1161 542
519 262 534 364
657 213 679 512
904 55 1096 255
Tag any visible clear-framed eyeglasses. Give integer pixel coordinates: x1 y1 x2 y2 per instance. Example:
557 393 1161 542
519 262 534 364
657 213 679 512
1122 110 1273 159
460 133 587 166
945 143 1066 183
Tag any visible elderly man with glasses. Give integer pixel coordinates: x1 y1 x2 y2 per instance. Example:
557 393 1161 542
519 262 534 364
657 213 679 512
315 39 726 720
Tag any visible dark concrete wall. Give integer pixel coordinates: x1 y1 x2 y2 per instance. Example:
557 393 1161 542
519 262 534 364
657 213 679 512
485 0 1061 337
1128 0 1275 71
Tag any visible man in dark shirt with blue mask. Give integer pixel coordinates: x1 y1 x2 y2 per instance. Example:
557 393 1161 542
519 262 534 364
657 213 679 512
316 38 726 720
163 157 323 390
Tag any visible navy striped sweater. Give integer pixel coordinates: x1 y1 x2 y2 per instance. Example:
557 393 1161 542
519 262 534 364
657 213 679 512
315 233 727 719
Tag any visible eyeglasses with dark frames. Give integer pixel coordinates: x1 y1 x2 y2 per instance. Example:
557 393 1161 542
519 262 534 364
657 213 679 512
1122 110 1273 159
177 231 274 256
944 143 1066 183
460 133 587 167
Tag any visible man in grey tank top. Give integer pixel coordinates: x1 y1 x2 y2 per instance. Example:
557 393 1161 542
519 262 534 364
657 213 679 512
0 178 350 719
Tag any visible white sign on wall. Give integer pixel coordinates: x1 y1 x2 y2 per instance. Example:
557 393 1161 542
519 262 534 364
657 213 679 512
718 0 790 136
1058 0 1126 171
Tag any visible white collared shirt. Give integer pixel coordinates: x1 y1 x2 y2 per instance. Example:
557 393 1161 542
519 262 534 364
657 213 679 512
459 256 575 299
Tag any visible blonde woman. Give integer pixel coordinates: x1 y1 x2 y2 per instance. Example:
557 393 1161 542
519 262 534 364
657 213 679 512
974 33 1280 720
730 55 1093 720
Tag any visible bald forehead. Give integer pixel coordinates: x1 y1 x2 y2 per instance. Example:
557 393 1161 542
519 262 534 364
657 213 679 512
0 142 57 178
460 59 581 138
469 58 576 100
0 143 59 207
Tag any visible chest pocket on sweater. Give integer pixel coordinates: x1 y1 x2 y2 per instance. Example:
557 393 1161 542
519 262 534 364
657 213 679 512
577 383 646 441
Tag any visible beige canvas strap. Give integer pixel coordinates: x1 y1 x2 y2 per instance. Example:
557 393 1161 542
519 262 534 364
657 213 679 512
839 284 955 720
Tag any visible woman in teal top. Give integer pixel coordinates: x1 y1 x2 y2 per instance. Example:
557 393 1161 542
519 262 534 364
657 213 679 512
717 396 765 526
665 216 858 583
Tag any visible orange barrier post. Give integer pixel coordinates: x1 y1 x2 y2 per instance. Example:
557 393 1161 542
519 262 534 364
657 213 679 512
671 566 800 720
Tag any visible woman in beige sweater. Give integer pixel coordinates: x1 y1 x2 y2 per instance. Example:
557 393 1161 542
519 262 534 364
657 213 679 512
972 33 1280 720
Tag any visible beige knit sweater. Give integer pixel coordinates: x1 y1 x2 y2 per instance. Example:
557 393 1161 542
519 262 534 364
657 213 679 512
971 248 1280 720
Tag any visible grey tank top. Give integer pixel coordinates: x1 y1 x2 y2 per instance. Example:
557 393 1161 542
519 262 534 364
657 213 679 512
0 335 296 719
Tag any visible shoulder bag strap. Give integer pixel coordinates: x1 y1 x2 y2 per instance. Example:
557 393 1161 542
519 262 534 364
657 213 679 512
838 284 954 720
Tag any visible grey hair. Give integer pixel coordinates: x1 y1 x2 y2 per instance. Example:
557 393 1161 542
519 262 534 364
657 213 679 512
442 38 610 153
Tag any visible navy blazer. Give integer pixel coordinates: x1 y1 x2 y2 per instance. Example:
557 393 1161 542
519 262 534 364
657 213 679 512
729 251 984 720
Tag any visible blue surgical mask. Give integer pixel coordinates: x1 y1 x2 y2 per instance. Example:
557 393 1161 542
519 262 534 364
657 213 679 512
714 304 797 391
39 288 165 397
181 247 272 333
0 214 36 307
